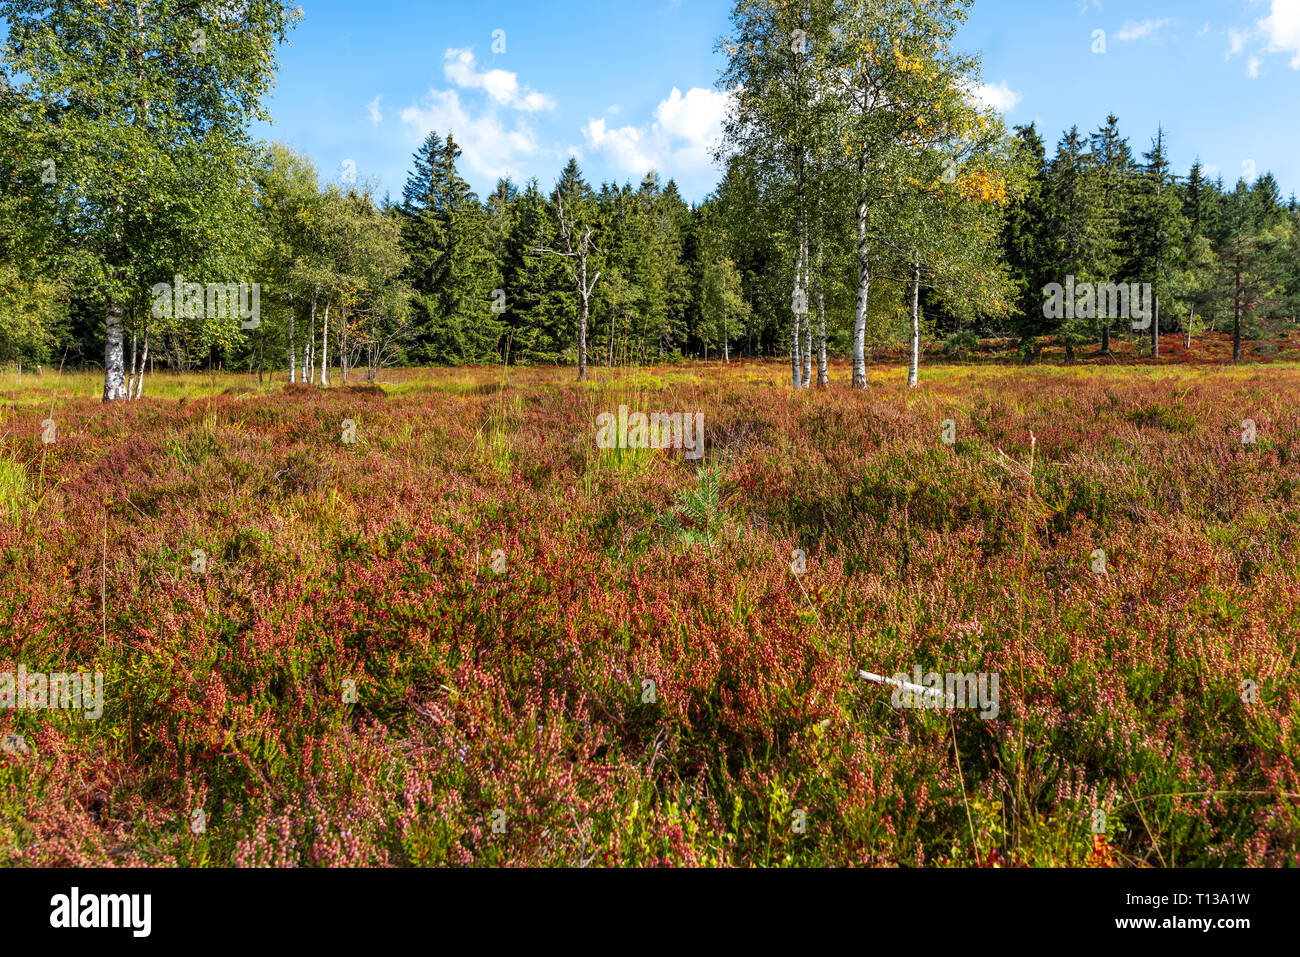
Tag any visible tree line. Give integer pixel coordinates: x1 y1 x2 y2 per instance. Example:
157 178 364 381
2 0 1298 401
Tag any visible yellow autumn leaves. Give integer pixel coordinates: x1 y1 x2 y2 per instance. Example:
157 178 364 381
893 48 925 74
956 169 1007 205
907 168 1008 205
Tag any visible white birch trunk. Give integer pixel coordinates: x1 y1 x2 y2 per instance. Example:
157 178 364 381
792 239 806 389
817 280 827 387
321 301 330 387
908 263 921 389
803 324 812 388
134 329 149 400
852 197 870 391
340 305 348 385
289 290 297 384
127 325 138 400
103 298 128 402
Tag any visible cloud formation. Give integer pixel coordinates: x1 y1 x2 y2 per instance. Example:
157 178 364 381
1260 0 1300 68
441 48 555 113
971 80 1022 113
400 48 556 182
1226 1 1300 74
582 86 730 190
1116 18 1173 43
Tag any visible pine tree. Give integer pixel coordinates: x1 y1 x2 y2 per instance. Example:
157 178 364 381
1214 181 1279 362
399 132 501 363
1045 126 1103 357
1129 127 1187 357
1003 125 1055 348
1087 115 1135 354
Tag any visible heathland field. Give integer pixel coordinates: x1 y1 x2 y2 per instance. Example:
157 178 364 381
0 359 1297 867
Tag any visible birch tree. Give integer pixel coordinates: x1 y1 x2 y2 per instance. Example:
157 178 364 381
830 0 985 389
256 143 321 384
882 94 1022 388
1 0 300 401
720 0 836 389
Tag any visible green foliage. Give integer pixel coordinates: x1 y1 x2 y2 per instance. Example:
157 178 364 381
656 466 739 547
942 330 980 357
2 0 1297 384
0 0 301 396
400 134 501 364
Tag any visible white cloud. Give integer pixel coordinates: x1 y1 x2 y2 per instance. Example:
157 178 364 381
584 117 659 178
1226 3 1300 70
1227 26 1249 60
655 87 729 145
399 47 557 183
1260 0 1300 68
366 95 383 126
442 48 555 112
401 88 541 181
583 86 731 187
971 80 1022 113
1116 18 1173 42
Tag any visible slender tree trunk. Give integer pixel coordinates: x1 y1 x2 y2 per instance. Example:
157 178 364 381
791 182 806 389
578 285 589 383
1101 324 1110 355
321 300 331 387
135 329 149 400
1233 258 1243 363
1153 164 1163 359
908 262 921 389
289 290 297 384
801 249 812 387
340 305 349 385
1152 295 1160 358
791 239 806 389
852 195 870 390
306 291 318 385
127 321 139 401
723 311 730 364
798 245 808 385
803 323 812 387
103 298 128 402
1186 309 1194 351
817 252 828 387
791 305 801 388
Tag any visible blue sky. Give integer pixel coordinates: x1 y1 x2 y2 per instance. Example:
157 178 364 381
254 0 1300 205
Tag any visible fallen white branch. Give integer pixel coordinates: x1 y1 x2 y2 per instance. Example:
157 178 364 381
858 670 956 708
